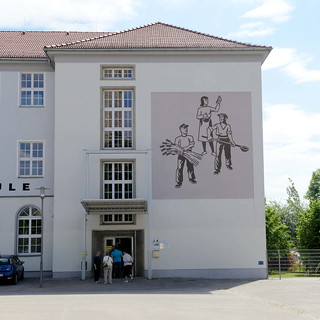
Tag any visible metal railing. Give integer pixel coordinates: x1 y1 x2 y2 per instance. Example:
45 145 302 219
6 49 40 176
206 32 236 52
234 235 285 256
267 249 320 279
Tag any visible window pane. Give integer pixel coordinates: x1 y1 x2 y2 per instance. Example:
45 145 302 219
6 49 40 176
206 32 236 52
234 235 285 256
20 161 30 176
104 184 112 199
18 238 29 254
124 163 133 180
114 111 122 128
124 111 132 128
21 91 31 105
32 143 43 157
20 143 31 157
19 207 30 217
33 91 44 106
124 69 132 78
104 111 112 127
31 238 41 253
114 184 122 199
124 91 132 108
114 91 122 108
104 91 113 108
32 207 41 216
114 131 122 148
19 220 29 235
34 74 44 88
21 74 31 88
104 131 113 148
124 131 132 148
104 70 112 78
114 70 122 78
31 220 42 234
32 161 43 176
104 163 112 180
125 183 133 199
114 163 122 180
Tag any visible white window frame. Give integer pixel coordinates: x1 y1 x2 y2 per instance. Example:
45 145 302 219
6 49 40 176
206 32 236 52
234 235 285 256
102 67 134 80
103 162 134 200
20 72 45 107
17 206 42 255
18 141 44 177
102 214 134 224
103 89 134 149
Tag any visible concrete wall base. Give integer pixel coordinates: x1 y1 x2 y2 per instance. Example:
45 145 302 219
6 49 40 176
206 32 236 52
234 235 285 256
145 268 268 280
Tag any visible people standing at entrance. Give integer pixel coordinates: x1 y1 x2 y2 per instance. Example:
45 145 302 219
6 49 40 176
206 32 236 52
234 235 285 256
122 251 133 282
93 250 102 283
102 252 113 284
111 246 122 278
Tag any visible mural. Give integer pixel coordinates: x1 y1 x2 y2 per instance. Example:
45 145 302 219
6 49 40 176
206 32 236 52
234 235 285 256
152 92 253 199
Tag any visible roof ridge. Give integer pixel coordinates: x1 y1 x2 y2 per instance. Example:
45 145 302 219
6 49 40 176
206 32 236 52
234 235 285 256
44 22 271 50
44 22 161 49
155 22 270 49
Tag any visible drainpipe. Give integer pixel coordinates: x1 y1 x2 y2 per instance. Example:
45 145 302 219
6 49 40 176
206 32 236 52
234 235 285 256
81 149 88 280
147 149 152 279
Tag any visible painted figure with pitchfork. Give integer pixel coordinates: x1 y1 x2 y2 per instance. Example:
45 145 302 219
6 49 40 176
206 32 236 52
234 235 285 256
206 113 249 175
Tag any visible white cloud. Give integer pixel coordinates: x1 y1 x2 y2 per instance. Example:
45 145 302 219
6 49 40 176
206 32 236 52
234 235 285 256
0 0 140 31
228 21 274 38
243 0 295 23
263 48 320 83
263 103 320 200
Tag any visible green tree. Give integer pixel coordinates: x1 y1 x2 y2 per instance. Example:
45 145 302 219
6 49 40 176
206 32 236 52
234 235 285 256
297 200 320 249
265 204 293 250
305 169 320 201
282 178 305 245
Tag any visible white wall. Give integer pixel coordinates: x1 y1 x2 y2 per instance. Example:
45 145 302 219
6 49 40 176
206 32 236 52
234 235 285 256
52 51 267 278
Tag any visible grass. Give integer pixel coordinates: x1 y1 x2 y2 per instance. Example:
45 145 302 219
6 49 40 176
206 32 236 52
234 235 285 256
268 270 319 278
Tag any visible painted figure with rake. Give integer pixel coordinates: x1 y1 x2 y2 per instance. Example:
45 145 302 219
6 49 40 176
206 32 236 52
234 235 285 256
160 124 202 188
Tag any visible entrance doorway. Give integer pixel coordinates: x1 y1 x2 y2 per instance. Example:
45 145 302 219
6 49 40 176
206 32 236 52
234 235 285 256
104 237 133 255
92 230 144 277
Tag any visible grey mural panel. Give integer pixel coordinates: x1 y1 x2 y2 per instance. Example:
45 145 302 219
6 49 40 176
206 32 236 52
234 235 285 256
151 92 254 199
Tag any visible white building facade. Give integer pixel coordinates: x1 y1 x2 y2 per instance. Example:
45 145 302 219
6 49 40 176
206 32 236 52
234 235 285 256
0 23 272 279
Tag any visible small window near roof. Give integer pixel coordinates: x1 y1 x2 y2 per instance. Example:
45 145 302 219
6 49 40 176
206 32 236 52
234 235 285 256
103 67 134 80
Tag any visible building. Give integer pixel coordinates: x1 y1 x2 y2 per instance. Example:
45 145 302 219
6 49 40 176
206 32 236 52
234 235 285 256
0 22 272 279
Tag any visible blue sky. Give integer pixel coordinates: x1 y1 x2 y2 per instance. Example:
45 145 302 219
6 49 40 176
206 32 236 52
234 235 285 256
1 0 319 202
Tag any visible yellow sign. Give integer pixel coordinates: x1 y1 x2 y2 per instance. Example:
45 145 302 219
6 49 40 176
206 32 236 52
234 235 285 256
81 253 87 257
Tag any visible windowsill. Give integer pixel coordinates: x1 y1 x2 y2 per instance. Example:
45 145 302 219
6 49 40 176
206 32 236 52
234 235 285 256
19 105 45 108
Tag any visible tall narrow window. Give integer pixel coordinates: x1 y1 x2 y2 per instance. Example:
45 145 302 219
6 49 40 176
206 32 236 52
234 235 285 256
20 73 44 107
103 162 133 200
18 142 44 177
17 206 42 254
103 90 133 149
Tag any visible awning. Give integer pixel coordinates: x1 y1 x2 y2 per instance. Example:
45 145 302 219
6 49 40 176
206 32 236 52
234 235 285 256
80 199 148 215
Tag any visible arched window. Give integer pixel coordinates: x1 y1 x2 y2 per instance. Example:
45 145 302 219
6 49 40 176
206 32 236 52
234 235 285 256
17 206 41 254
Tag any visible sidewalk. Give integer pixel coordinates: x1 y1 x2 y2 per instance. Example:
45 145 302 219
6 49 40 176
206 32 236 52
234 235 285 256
1 277 320 320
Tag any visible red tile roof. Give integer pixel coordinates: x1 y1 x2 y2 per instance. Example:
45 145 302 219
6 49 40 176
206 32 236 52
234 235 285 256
0 31 108 59
0 23 271 59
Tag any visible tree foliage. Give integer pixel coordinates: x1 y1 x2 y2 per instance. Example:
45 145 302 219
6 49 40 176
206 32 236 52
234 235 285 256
297 200 320 249
305 168 320 201
265 204 293 250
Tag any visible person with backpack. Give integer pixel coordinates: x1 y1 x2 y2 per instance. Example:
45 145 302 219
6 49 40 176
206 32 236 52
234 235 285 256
102 252 113 284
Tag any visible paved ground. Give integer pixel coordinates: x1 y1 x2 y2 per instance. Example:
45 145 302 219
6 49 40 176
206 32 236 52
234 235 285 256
1 277 320 320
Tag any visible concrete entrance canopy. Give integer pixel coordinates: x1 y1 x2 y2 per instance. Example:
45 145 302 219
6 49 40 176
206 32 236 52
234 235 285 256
80 199 148 214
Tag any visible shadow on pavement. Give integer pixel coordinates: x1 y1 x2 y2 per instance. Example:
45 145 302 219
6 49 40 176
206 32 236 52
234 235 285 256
0 277 258 296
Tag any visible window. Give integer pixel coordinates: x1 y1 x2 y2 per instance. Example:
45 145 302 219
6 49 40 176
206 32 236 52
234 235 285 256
20 73 44 107
102 68 133 79
17 206 42 254
103 162 133 200
103 90 133 149
103 214 134 224
18 142 44 177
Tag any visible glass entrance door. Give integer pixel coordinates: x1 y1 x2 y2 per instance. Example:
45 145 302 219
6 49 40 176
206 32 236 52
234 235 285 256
104 237 133 255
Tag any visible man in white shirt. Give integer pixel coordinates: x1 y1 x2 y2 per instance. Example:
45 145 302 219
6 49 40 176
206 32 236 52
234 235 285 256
122 251 133 282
